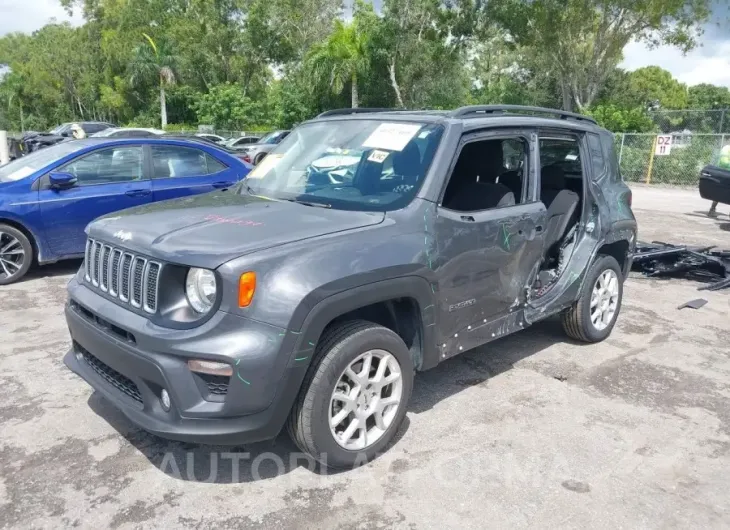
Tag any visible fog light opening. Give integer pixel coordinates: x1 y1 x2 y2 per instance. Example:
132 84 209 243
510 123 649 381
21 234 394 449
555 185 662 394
160 389 171 411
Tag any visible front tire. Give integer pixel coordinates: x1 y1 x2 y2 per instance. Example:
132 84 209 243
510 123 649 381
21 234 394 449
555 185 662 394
287 320 414 469
0 224 33 285
562 254 624 342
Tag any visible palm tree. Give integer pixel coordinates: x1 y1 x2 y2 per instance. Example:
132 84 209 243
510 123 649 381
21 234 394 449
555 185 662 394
307 20 369 108
129 33 177 128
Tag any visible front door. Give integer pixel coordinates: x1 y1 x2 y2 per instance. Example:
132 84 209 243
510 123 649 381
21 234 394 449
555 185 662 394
39 145 151 257
434 132 547 357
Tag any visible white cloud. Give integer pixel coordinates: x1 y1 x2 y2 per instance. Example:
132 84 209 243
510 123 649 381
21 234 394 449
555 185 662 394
620 39 730 88
0 0 83 36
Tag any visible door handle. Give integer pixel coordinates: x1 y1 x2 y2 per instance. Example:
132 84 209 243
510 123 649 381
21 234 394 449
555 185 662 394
460 215 475 222
125 189 150 197
212 181 234 189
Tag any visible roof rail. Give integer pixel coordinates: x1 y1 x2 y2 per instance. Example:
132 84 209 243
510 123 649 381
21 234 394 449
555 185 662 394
448 105 597 124
316 107 402 118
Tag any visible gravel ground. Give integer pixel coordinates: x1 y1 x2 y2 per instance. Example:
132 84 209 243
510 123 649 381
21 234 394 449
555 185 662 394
1 186 729 529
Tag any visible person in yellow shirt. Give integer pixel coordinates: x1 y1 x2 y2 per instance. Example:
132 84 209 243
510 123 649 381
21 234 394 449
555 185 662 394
708 142 730 217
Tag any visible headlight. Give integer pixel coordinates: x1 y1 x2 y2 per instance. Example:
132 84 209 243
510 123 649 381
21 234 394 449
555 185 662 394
185 268 217 314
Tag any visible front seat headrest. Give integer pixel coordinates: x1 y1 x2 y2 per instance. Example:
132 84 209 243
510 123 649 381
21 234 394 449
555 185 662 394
392 141 422 179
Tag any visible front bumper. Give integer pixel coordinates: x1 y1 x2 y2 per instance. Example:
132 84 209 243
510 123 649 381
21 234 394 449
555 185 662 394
64 277 309 444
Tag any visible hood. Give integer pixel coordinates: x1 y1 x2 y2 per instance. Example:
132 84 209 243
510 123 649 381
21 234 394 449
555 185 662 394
87 191 385 269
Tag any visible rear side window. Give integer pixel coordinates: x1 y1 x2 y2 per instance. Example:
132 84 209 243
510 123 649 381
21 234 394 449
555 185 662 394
151 145 227 178
586 133 606 178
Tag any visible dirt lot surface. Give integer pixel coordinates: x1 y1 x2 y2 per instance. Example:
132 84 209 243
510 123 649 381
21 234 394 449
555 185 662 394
1 186 729 529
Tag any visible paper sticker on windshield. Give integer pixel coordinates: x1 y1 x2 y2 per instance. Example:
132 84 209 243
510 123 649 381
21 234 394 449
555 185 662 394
367 149 390 163
363 123 421 151
247 153 283 179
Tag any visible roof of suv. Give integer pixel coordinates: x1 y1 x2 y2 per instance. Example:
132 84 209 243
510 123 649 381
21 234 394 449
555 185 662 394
309 105 608 135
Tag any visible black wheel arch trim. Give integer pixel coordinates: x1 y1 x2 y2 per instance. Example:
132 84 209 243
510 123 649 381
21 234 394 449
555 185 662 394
288 275 439 371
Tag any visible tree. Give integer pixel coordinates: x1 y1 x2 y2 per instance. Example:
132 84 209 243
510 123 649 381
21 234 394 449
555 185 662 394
490 0 712 111
375 0 479 109
586 104 656 133
306 19 370 108
688 84 730 110
129 34 178 127
625 66 688 110
192 83 267 130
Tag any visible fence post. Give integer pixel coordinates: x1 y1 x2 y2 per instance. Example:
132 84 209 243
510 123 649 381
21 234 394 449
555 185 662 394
0 131 9 166
720 109 726 134
645 135 657 184
618 133 625 164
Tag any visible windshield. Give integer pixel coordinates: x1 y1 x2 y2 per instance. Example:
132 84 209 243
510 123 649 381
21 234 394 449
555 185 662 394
240 119 444 211
0 141 88 183
49 123 70 135
259 131 287 144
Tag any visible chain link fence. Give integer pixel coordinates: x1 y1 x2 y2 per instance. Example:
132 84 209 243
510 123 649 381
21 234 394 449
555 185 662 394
647 109 729 134
617 110 729 186
616 132 728 186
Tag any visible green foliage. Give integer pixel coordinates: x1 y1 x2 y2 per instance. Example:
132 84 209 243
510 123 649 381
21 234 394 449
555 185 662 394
191 83 268 130
587 105 656 133
688 84 730 110
0 0 726 137
489 0 712 111
306 19 370 108
619 135 722 185
625 66 688 110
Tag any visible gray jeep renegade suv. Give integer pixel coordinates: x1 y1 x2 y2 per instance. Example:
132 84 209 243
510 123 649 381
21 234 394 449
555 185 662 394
64 105 637 468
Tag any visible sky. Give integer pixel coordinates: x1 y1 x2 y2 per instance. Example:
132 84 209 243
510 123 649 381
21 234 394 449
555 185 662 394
1 0 729 88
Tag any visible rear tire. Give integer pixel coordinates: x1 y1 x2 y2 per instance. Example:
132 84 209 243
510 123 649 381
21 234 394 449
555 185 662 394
287 320 414 469
562 254 623 343
253 152 267 165
0 224 33 285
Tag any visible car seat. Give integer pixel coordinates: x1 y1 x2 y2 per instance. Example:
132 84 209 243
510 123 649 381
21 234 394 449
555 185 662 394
540 165 579 255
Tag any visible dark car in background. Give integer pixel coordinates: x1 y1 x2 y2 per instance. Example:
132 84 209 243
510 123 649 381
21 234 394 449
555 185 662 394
0 137 250 284
699 164 730 207
50 121 117 137
14 121 118 157
238 129 291 165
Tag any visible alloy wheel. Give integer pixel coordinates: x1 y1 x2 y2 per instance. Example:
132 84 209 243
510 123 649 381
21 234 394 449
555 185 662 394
590 269 619 331
329 349 403 451
0 232 25 280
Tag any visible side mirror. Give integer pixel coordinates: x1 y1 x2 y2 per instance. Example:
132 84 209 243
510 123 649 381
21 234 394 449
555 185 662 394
60 131 72 138
49 172 78 190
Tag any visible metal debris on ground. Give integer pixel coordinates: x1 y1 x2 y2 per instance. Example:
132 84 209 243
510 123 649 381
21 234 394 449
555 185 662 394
631 241 730 291
677 298 708 310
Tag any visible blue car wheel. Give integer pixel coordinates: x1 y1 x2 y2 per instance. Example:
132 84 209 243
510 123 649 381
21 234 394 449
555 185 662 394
0 224 33 285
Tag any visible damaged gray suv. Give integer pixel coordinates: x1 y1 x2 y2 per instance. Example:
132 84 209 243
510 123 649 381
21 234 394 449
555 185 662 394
64 105 637 468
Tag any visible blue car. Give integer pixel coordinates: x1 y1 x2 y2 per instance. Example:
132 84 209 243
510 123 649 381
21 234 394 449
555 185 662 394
0 138 251 284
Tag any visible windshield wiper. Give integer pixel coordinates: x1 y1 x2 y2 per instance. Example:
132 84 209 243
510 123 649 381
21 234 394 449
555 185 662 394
240 181 256 196
285 198 332 209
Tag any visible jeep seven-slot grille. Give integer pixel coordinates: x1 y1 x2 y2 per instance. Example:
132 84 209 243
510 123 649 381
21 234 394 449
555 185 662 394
84 239 161 314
